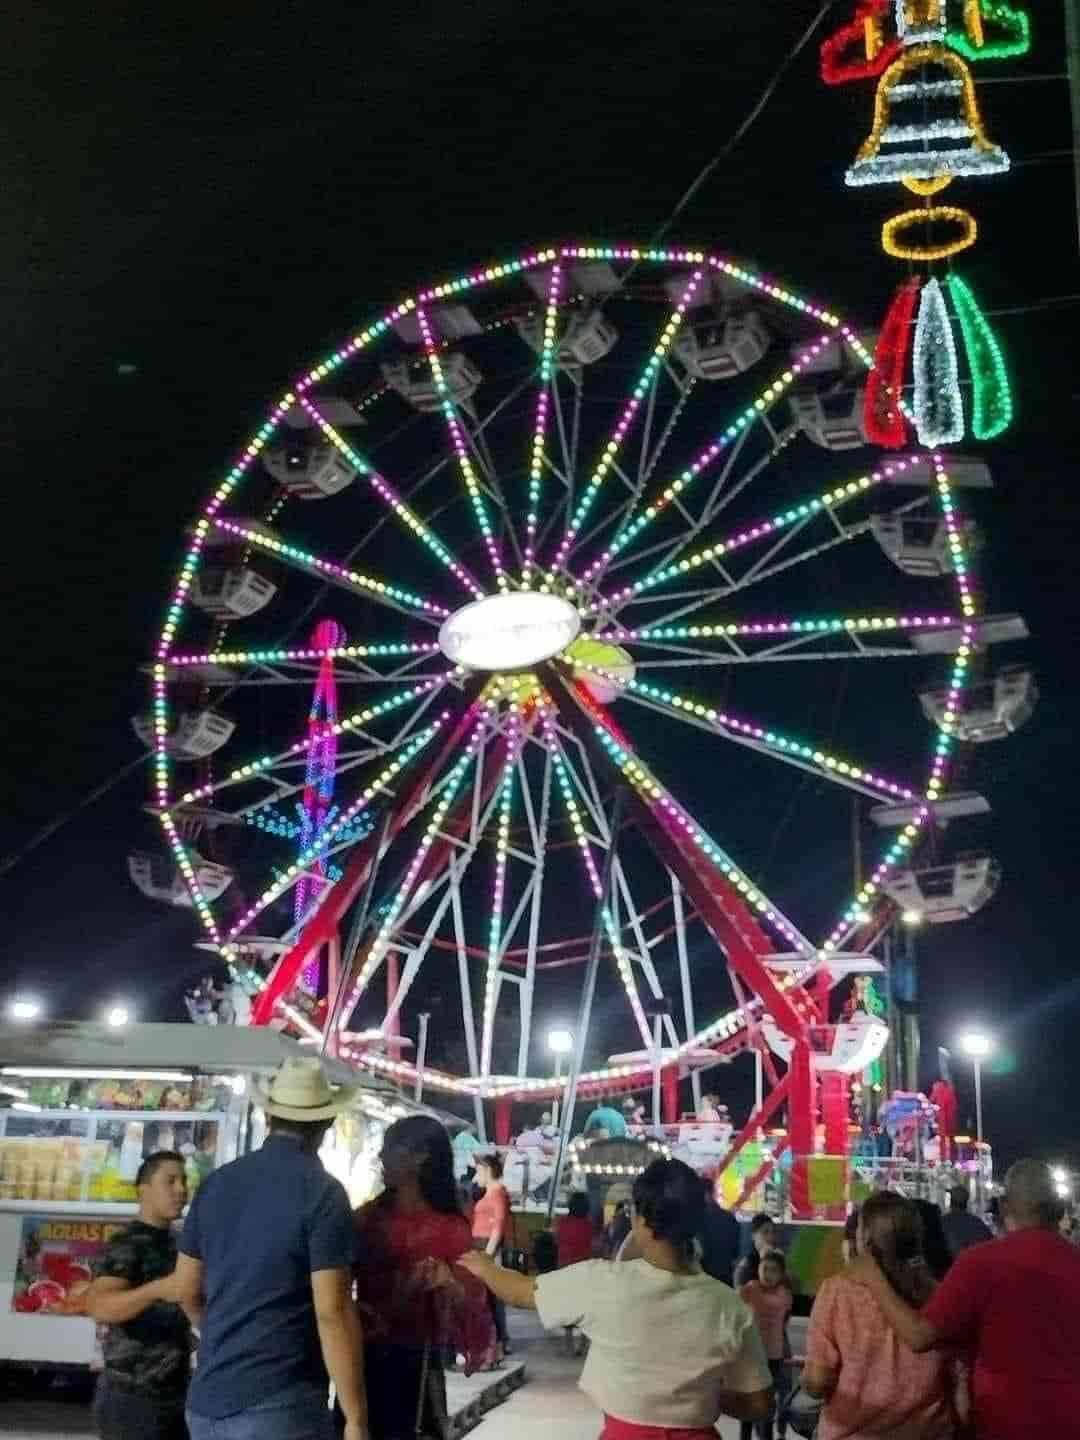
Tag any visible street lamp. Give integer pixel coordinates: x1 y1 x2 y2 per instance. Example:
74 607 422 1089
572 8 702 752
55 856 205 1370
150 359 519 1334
7 997 42 1023
105 1005 131 1029
548 1028 574 1127
901 909 924 927
1052 1166 1068 1186
959 1030 993 1145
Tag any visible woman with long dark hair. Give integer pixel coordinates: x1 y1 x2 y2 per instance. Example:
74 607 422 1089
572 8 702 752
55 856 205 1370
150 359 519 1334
462 1158 774 1439
802 1191 959 1439
353 1117 496 1440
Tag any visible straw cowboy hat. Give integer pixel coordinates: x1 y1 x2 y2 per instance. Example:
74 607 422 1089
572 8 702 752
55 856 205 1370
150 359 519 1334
251 1056 358 1122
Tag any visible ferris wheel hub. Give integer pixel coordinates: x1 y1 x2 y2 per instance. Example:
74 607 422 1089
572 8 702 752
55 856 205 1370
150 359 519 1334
438 590 580 673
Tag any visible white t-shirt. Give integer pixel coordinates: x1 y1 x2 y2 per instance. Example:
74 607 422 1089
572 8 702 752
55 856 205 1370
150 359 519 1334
534 1258 771 1427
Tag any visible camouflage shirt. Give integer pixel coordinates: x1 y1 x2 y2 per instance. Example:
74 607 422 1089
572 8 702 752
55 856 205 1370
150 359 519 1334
92 1220 191 1396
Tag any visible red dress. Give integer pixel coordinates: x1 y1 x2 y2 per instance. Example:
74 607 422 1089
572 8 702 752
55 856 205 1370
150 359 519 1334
354 1202 496 1373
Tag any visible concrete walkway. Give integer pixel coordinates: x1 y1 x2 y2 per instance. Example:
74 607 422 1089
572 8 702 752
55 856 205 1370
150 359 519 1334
474 1311 751 1440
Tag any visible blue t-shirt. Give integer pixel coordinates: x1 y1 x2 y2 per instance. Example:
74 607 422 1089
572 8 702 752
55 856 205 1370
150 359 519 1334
179 1134 354 1418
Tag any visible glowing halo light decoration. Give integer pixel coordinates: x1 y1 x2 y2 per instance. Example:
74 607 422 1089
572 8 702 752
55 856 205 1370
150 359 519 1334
136 239 1022 1217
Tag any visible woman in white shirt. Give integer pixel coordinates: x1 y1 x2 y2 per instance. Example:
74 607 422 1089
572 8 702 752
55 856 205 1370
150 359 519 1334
461 1159 772 1440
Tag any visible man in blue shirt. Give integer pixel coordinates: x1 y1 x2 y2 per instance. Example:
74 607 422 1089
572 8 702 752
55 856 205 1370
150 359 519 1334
173 1058 366 1440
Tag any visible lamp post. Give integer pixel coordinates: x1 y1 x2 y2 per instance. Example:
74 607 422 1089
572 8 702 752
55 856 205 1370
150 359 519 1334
7 997 42 1023
958 1030 992 1144
105 1005 131 1029
548 1027 573 1127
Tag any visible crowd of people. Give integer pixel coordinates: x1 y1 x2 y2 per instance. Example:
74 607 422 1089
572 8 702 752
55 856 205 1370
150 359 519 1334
83 1055 1080 1440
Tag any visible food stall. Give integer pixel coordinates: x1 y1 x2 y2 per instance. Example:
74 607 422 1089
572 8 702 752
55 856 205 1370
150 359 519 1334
0 1021 400 1370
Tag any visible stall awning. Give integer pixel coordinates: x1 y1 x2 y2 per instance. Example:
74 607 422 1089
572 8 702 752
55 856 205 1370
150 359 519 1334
0 1021 382 1090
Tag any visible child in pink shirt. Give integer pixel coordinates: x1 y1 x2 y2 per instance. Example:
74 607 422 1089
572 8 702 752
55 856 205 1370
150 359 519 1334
740 1249 792 1440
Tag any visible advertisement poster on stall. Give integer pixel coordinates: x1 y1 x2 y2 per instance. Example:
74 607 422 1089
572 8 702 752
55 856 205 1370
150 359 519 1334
10 1215 124 1316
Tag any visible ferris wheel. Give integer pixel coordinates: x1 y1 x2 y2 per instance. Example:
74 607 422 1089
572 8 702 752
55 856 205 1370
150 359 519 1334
133 241 1033 1197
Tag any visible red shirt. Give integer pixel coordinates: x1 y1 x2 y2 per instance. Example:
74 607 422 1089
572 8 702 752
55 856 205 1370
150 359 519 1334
556 1214 595 1268
924 1227 1080 1439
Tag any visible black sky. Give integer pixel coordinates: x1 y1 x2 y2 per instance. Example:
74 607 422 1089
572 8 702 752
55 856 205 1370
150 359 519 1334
3 2 1079 1167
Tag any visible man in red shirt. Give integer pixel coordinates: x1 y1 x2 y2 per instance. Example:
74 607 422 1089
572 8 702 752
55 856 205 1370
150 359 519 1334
851 1159 1080 1439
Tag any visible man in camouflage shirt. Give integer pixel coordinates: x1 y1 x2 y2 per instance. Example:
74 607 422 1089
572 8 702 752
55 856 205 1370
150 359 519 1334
86 1150 192 1440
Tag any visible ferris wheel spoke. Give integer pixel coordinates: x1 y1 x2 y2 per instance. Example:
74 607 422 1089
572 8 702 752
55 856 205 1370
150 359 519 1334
207 516 450 622
336 700 495 1028
521 261 565 586
532 368 585 557
566 363 700 583
225 713 450 943
416 306 507 591
547 268 706 581
598 611 960 665
480 695 529 1074
589 454 932 618
579 331 837 591
540 701 653 1050
583 695 818 959
572 663 917 805
297 397 484 600
167 676 453 813
822 461 980 954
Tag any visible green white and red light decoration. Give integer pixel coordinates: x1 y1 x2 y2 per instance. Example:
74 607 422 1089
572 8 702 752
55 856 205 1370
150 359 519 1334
820 0 1026 446
146 242 985 1095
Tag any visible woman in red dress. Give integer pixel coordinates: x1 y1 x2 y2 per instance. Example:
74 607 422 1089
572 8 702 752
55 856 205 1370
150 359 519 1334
354 1117 496 1440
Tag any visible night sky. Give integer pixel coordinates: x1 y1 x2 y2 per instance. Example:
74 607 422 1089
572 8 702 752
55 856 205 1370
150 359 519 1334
4 3 1079 1168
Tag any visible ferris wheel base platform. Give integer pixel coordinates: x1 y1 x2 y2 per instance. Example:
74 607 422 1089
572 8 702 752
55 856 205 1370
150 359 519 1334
445 1359 528 1437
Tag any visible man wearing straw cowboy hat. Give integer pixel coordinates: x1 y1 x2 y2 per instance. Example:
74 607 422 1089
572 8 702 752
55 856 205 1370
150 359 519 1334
172 1057 367 1440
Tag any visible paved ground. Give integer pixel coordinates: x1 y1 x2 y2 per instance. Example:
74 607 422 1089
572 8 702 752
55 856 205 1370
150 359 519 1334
0 1309 781 1438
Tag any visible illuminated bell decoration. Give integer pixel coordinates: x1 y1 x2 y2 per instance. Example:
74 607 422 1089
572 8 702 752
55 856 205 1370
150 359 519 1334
820 0 901 85
864 276 920 448
913 278 963 447
845 45 1010 187
948 0 1031 61
896 0 946 44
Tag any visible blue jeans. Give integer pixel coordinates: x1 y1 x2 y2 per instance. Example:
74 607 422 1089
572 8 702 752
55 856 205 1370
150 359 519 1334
187 1384 334 1440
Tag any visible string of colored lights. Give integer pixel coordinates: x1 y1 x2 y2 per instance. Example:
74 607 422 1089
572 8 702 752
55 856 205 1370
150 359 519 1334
589 714 817 958
174 676 452 808
539 699 653 1049
589 454 927 614
415 306 506 592
297 396 484 600
523 263 563 587
209 517 448 618
336 703 494 1028
480 698 527 1074
227 716 447 942
565 658 917 803
821 456 976 950
166 640 440 668
549 269 704 576
595 612 956 645
577 333 836 589
946 273 1014 440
